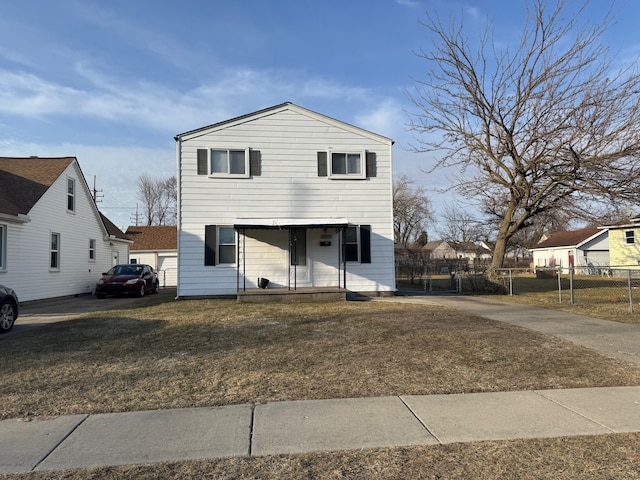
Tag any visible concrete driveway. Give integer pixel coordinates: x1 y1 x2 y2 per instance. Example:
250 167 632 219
1 288 176 339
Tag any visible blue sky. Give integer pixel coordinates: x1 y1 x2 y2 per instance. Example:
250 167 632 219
1 0 639 230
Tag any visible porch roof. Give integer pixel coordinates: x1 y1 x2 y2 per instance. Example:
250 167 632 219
234 217 349 229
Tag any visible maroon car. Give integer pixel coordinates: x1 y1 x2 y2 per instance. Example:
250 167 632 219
95 264 159 299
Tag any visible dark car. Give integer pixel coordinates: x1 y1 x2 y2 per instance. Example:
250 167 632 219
95 264 159 299
0 284 19 334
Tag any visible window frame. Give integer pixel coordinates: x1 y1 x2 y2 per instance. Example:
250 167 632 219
329 150 366 179
625 230 635 245
343 226 360 262
217 226 237 265
50 232 61 270
208 148 250 178
0 224 6 271
89 238 96 262
67 177 76 212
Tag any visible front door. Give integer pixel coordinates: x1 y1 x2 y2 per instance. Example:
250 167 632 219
290 228 311 287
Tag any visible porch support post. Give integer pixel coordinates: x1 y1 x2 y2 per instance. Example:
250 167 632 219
342 226 347 290
236 229 240 292
242 229 246 291
337 227 341 288
287 228 291 291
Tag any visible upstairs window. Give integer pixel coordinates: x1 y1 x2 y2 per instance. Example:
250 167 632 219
198 148 260 177
317 151 376 179
330 151 365 178
199 148 249 177
332 153 362 176
625 230 635 245
67 178 76 212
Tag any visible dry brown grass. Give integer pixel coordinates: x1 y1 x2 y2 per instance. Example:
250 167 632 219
3 434 640 479
2 298 640 420
488 274 640 324
3 296 640 479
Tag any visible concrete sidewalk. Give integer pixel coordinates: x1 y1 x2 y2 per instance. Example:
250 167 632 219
3 293 640 474
2 387 640 473
379 293 640 366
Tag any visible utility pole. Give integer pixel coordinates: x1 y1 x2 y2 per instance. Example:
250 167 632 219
92 175 104 204
129 203 142 226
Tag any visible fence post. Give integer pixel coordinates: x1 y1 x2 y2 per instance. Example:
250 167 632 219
509 269 513 296
628 269 634 314
557 268 562 304
569 267 575 305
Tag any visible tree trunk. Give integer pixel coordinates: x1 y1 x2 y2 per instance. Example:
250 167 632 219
491 235 508 271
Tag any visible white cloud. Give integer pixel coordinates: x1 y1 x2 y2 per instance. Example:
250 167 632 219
0 139 174 229
395 0 421 7
354 98 406 140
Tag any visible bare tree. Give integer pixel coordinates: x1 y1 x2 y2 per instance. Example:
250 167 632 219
437 202 488 244
408 0 640 270
393 175 433 247
136 174 177 226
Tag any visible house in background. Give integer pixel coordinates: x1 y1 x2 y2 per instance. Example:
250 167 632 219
422 240 492 267
529 227 609 273
126 225 177 286
0 156 130 301
605 218 640 269
174 102 395 299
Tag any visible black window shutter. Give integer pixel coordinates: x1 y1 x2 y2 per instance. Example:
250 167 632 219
366 152 377 178
250 150 261 176
360 225 371 263
317 152 328 176
204 225 216 266
197 149 208 175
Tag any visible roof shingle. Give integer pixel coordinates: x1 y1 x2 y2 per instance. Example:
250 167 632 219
126 226 177 251
0 157 75 216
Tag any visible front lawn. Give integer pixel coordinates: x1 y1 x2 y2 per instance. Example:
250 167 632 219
2 297 640 420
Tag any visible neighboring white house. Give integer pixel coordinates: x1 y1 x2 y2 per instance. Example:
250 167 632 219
174 102 395 297
0 156 131 301
529 227 609 273
126 225 177 287
422 240 492 265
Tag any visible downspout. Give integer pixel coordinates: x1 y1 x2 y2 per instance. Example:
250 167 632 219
174 136 182 299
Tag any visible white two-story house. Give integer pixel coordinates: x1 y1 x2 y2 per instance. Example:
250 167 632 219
175 102 395 298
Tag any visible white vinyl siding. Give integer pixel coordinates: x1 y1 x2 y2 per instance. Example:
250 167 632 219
0 161 130 301
177 105 395 296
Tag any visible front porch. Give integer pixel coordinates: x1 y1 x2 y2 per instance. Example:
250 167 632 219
237 286 347 303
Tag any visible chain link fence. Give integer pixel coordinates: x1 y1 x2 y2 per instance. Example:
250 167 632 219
397 261 640 314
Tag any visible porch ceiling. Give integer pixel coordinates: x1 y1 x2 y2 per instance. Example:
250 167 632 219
233 217 349 229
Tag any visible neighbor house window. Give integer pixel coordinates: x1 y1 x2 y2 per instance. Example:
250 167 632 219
89 239 96 261
204 225 236 265
51 233 60 269
67 178 75 212
0 224 6 270
330 152 365 178
625 230 635 245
